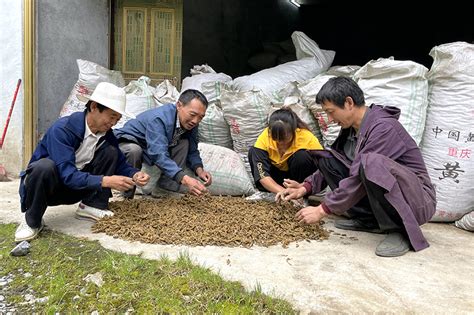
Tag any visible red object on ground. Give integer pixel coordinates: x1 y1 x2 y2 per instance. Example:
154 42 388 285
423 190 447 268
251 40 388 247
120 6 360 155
0 78 22 149
0 78 21 181
0 164 8 181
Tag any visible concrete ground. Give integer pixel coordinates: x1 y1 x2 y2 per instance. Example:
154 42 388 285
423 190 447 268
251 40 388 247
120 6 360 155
1 179 473 314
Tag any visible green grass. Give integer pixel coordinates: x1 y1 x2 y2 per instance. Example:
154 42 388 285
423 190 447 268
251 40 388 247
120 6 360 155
0 223 296 313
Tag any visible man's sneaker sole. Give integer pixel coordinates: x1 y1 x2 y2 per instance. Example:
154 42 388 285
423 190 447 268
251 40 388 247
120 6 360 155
76 203 114 222
75 213 100 222
75 211 113 222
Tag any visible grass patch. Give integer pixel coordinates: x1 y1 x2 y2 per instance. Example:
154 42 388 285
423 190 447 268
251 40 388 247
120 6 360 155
0 223 296 313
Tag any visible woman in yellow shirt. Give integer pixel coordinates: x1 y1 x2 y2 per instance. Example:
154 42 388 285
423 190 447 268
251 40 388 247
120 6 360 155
248 108 322 194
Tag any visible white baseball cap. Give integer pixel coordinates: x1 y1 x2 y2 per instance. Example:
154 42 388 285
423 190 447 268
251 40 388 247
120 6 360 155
89 82 135 118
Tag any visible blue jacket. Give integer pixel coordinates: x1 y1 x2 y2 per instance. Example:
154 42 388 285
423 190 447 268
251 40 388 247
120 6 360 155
114 103 203 181
19 110 137 198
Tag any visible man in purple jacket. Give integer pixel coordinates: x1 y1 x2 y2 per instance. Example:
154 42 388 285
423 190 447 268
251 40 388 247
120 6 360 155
276 77 436 257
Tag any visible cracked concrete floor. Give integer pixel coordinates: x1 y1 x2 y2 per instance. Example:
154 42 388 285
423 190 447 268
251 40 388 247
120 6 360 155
1 179 473 314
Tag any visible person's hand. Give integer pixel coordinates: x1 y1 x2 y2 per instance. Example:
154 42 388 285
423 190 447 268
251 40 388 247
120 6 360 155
196 168 212 186
181 175 208 196
132 171 150 187
102 175 135 191
283 178 303 189
275 186 307 203
295 205 328 224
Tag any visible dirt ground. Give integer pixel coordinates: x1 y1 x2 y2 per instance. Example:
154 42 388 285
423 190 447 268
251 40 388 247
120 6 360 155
1 179 473 314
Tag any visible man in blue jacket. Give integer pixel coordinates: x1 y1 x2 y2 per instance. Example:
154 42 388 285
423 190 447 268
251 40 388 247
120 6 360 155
114 89 212 197
15 82 150 242
277 77 436 257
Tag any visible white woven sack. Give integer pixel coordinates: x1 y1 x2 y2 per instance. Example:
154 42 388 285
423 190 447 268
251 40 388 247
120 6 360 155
298 74 341 147
198 102 233 149
153 79 179 106
220 87 272 184
115 76 157 129
291 31 336 65
198 81 233 149
189 64 216 75
353 57 429 145
421 42 474 222
181 65 232 100
455 211 474 232
269 82 322 143
199 143 255 196
233 56 331 97
201 80 230 108
59 59 125 117
325 65 361 77
220 87 272 155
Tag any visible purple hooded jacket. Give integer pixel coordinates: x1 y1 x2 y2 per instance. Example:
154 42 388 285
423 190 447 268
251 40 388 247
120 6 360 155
305 104 436 251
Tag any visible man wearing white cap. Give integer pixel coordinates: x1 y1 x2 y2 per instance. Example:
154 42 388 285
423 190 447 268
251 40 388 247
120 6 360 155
15 82 150 242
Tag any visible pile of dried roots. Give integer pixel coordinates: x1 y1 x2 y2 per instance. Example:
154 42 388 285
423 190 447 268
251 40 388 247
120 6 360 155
92 195 329 248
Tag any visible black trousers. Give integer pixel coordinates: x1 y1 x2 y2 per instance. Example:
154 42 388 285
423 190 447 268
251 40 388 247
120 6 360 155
21 144 118 228
318 157 403 231
252 149 318 192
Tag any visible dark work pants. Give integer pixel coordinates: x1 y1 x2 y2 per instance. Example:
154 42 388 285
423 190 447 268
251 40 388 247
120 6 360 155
21 144 118 228
318 157 403 232
118 138 189 197
254 150 318 192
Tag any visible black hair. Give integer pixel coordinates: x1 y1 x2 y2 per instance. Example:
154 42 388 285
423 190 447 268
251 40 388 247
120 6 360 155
268 108 309 142
316 76 365 109
85 100 108 112
178 89 209 108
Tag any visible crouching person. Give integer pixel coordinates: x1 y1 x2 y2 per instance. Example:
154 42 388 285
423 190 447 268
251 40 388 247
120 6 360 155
114 89 212 197
276 77 436 257
15 82 150 242
248 108 322 194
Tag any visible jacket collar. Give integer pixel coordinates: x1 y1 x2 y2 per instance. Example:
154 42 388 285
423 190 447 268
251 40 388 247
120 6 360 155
64 110 87 139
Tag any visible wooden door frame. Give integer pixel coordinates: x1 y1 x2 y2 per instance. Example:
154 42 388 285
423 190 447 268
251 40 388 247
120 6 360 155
23 0 36 168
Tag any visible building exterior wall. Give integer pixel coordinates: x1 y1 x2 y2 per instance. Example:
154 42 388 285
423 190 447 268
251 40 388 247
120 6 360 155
37 0 110 139
0 0 24 177
0 0 110 177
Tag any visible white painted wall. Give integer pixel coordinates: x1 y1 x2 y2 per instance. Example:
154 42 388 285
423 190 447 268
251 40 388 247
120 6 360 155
0 0 24 177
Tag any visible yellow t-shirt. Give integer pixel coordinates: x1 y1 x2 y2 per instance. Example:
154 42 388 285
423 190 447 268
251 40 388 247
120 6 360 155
254 127 322 171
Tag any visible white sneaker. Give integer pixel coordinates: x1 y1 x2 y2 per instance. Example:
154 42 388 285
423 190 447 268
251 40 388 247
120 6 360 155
15 218 44 242
75 202 114 222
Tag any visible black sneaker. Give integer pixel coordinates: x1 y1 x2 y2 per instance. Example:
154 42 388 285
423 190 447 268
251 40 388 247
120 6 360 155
334 219 383 234
122 186 136 199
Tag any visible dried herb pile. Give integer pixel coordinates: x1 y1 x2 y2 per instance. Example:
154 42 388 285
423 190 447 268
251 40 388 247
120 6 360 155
92 195 329 248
